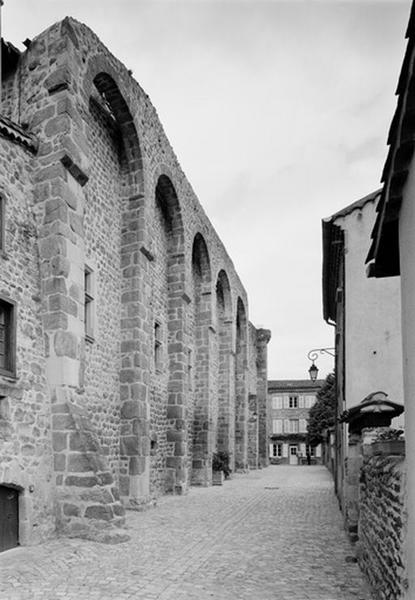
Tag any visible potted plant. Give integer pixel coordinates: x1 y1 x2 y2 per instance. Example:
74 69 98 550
212 451 231 485
371 428 405 456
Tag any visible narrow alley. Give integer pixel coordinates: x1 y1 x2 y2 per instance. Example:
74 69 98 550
0 466 372 600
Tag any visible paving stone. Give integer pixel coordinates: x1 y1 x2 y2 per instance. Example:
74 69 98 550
0 466 373 599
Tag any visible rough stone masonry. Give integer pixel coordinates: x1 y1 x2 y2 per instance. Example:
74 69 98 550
0 18 270 544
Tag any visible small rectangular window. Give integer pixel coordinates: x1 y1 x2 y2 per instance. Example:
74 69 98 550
84 267 94 340
0 298 16 377
187 348 193 390
289 395 298 409
154 321 162 369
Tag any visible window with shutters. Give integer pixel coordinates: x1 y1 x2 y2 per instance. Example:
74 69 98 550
272 395 283 410
288 419 299 433
272 419 283 434
0 298 16 377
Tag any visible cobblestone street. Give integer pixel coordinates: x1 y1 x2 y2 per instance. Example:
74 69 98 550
0 466 372 600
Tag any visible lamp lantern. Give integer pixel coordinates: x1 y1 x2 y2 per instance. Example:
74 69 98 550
308 362 319 382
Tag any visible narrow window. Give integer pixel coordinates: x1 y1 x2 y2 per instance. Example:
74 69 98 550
84 267 94 341
187 348 193 390
0 298 16 377
154 322 162 369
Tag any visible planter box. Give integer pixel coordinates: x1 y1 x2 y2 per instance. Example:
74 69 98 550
212 470 225 486
371 439 405 456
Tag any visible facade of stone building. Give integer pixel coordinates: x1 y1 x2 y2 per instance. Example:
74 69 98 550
0 18 270 549
268 379 323 465
322 192 403 531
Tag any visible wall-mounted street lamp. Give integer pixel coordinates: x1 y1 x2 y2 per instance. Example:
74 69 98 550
307 348 335 382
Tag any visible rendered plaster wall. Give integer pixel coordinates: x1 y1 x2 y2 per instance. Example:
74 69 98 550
398 157 415 599
335 201 403 421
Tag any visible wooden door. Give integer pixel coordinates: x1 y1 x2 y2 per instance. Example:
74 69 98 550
0 485 19 552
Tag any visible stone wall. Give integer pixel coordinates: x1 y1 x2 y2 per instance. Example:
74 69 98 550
0 16 270 545
0 120 55 545
358 444 406 599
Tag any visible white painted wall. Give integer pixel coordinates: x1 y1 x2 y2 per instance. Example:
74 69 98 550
398 161 415 599
335 200 404 424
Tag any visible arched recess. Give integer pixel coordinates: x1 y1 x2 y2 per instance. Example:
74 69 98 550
235 297 248 470
215 270 235 468
155 174 187 494
90 72 148 506
191 233 213 485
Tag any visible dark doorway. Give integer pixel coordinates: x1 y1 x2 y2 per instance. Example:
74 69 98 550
0 485 19 552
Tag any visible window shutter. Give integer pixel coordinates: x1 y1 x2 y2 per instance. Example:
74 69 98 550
299 419 307 433
283 395 289 409
299 395 304 408
283 419 290 433
300 443 306 454
316 444 322 458
269 443 274 457
282 443 289 458
277 396 283 409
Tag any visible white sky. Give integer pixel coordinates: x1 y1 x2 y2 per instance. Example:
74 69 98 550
4 0 411 380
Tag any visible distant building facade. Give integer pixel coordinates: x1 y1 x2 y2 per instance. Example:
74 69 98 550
268 380 324 465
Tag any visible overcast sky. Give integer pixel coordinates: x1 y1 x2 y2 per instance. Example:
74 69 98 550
4 0 411 379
